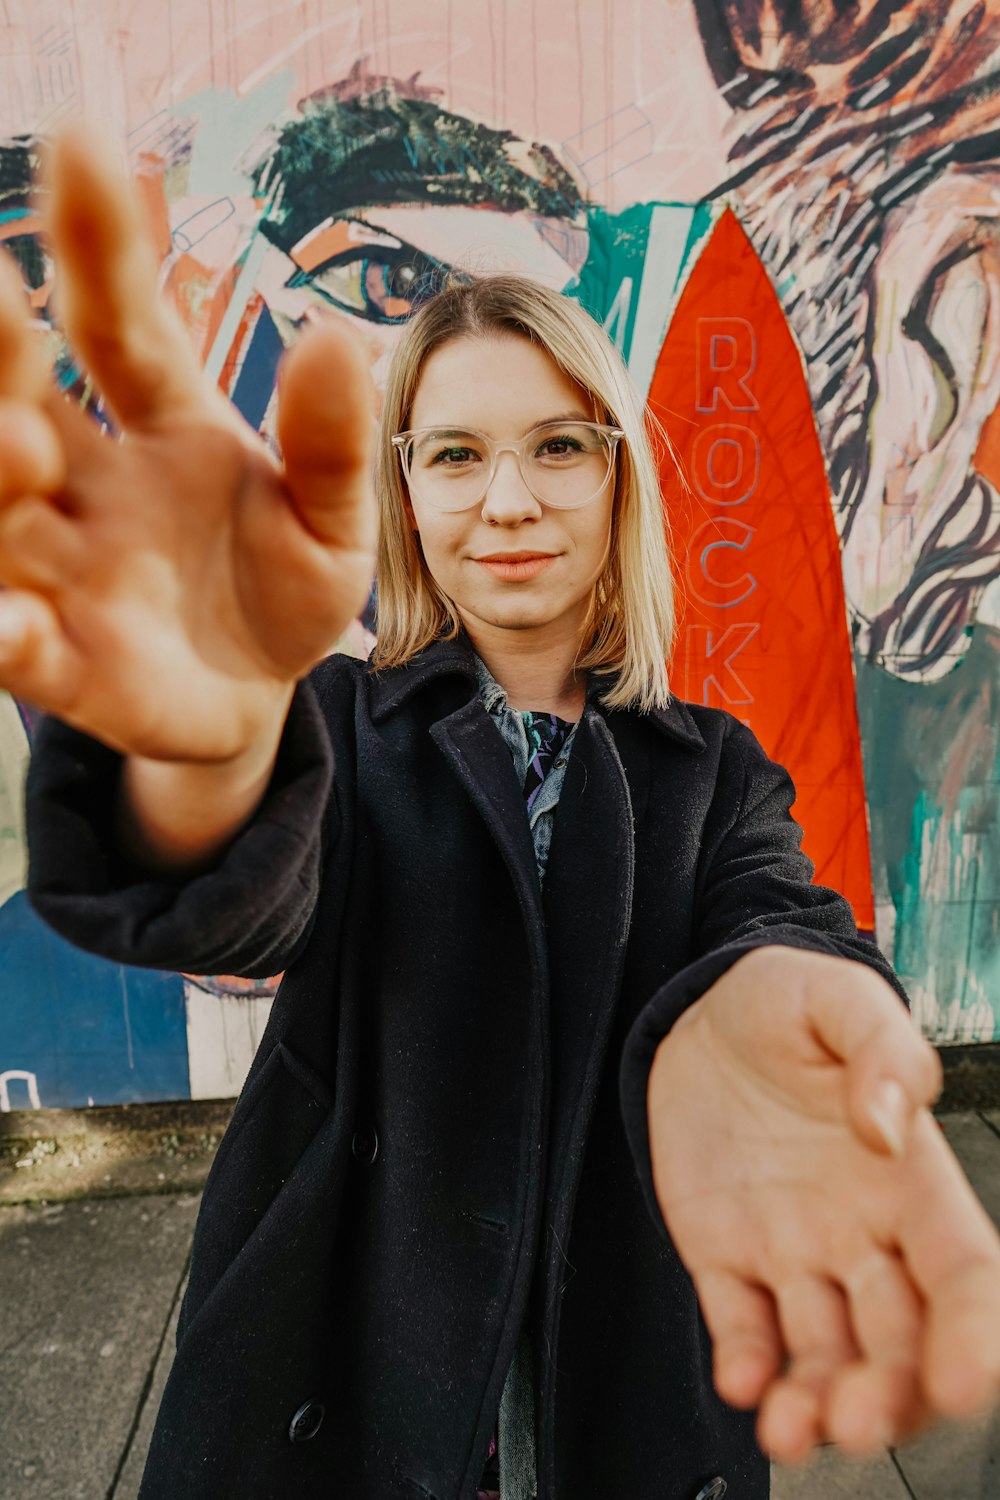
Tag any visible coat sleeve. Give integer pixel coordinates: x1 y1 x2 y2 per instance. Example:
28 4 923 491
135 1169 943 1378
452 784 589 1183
24 673 336 979
618 716 910 1239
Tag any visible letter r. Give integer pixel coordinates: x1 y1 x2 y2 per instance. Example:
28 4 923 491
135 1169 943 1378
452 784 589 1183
695 318 759 413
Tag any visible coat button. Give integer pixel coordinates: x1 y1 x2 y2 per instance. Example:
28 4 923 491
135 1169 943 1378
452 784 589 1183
351 1125 379 1164
693 1480 727 1500
288 1398 325 1443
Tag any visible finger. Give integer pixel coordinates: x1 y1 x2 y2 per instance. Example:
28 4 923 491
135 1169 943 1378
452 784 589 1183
757 1382 822 1465
924 1257 1000 1418
0 400 66 501
275 318 378 554
0 589 78 709
776 1274 859 1390
802 956 942 1155
812 1251 927 1452
0 250 51 402
697 1271 784 1410
898 1116 1000 1417
826 1360 928 1453
42 126 208 427
757 1274 860 1462
843 1247 922 1368
0 497 83 591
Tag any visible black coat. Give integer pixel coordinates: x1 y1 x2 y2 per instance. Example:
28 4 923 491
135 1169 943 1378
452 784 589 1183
25 635 905 1500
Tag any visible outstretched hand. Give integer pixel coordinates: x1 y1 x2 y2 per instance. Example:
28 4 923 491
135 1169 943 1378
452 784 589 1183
0 128 376 765
646 946 1000 1465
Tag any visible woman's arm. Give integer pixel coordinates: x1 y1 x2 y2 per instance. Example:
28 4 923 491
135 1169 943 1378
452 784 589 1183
113 689 294 876
619 720 1000 1466
26 670 340 979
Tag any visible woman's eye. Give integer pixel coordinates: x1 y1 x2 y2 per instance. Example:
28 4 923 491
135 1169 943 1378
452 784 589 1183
537 436 583 458
432 446 480 465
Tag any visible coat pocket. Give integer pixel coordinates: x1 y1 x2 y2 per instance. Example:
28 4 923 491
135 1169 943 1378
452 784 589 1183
178 1039 335 1340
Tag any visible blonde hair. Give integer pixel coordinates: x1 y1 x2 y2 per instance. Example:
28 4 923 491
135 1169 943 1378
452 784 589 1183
373 275 677 711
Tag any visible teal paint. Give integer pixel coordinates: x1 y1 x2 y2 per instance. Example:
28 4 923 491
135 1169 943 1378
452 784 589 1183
569 201 713 393
569 204 652 361
856 626 1000 1042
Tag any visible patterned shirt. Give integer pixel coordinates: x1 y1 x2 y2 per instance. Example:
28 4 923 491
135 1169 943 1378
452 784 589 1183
473 653 579 1500
473 653 578 886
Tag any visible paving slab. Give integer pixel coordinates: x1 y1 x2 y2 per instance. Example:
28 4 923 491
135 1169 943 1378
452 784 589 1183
0 1193 198 1500
771 1448 910 1498
2 1110 999 1499
893 1408 1000 1500
111 1269 189 1500
938 1113 1000 1225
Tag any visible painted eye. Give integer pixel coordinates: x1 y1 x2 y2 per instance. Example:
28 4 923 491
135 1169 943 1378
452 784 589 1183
291 244 457 325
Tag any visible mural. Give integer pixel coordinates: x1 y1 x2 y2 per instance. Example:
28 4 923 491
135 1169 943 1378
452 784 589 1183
0 0 997 1108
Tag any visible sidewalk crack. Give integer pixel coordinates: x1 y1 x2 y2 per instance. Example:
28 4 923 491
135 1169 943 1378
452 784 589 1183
888 1448 920 1499
105 1238 193 1500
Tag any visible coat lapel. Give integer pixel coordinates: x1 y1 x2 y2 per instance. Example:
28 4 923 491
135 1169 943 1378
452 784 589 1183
540 705 636 1206
429 700 546 957
371 634 547 954
533 704 637 1492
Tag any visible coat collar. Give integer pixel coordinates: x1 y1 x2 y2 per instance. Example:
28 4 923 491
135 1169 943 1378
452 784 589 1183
365 633 706 751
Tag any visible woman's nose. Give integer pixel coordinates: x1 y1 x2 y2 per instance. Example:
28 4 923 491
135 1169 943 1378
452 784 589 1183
479 449 543 525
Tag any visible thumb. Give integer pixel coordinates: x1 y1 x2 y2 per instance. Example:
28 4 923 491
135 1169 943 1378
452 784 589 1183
275 318 378 557
804 958 943 1157
0 589 78 714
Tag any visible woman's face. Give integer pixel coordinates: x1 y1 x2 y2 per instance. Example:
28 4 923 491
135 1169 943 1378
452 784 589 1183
404 334 616 646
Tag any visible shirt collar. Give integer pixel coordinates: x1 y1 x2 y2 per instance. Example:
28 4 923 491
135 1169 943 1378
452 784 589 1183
472 651 509 715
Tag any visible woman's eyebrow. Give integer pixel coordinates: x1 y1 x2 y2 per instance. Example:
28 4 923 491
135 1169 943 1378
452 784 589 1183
417 412 596 437
520 410 594 434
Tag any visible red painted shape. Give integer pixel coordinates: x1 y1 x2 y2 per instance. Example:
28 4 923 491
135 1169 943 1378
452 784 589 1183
974 395 1000 497
648 207 875 929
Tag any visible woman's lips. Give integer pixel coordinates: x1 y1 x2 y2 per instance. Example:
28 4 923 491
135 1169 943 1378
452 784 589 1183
474 552 558 581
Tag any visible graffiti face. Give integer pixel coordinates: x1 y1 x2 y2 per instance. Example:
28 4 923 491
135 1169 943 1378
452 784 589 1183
244 86 588 407
696 0 1000 680
842 170 1000 677
254 202 585 397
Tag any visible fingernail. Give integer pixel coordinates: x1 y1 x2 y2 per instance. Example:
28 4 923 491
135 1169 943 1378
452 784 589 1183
868 1079 908 1157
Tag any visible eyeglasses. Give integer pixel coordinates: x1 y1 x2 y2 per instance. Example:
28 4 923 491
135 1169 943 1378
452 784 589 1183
391 420 624 512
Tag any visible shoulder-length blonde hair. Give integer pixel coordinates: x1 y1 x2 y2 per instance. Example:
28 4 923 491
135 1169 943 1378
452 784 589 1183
373 275 677 711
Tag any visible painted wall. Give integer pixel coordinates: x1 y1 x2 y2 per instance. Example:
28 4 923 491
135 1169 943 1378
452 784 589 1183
1 0 998 1108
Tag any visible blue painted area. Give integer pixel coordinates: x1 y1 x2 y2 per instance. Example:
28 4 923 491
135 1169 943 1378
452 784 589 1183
0 892 190 1107
231 305 285 432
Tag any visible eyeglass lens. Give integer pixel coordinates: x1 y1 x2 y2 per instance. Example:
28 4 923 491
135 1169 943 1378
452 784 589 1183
402 421 615 511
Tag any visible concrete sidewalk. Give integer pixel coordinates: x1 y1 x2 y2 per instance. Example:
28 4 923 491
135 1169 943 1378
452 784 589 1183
0 1113 998 1500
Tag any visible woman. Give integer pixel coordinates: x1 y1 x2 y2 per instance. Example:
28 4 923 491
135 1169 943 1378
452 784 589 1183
4 132 1000 1500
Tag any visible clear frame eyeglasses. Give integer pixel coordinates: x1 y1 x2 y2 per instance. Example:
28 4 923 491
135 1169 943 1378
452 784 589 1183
391 420 625 512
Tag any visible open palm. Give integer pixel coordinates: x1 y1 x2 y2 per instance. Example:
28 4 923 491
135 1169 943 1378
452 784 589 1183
646 947 1000 1465
0 130 376 764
